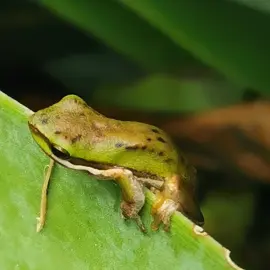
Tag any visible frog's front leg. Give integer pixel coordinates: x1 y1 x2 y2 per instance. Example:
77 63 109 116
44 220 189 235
102 168 146 232
52 159 146 231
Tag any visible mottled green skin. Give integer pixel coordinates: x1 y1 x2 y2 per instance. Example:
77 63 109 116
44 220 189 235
29 95 180 180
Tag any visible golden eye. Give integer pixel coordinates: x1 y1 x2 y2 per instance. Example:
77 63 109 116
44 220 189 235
51 144 70 160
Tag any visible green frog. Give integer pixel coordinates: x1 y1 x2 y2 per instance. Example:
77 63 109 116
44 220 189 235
28 95 204 232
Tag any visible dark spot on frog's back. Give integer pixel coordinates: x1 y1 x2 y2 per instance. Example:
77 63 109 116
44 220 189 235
125 144 148 151
71 134 82 144
147 138 152 142
151 128 160 134
115 142 124 148
158 151 165 156
54 131 61 135
125 145 139 150
41 118 48 125
157 137 166 143
165 158 174 164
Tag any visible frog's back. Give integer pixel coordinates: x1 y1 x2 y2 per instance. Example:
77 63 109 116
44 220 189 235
79 114 179 179
96 119 180 178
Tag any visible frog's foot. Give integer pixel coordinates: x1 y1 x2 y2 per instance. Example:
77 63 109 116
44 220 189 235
151 199 179 231
106 167 146 232
121 201 146 233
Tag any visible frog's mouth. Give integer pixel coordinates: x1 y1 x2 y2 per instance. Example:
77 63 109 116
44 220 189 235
28 122 164 189
28 123 54 158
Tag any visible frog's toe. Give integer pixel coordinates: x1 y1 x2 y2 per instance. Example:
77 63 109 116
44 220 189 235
120 201 146 232
151 199 179 231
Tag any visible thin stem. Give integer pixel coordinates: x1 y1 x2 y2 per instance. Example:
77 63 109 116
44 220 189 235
36 158 55 233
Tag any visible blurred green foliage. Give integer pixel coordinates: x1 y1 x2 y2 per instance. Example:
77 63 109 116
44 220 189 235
1 0 270 269
37 0 270 101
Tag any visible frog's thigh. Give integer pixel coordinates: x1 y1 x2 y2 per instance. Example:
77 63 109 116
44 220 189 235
102 168 145 218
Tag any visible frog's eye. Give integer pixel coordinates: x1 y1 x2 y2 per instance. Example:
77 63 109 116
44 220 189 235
51 144 70 160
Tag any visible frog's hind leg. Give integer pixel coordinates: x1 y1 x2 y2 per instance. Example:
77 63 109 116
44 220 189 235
151 175 180 231
151 199 179 231
102 168 146 232
151 174 204 231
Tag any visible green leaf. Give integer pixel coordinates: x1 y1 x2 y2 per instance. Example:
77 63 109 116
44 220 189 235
37 0 197 72
230 0 270 14
92 74 243 113
116 0 270 94
0 91 243 269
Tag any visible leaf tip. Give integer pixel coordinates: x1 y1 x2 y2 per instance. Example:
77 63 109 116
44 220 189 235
193 224 208 236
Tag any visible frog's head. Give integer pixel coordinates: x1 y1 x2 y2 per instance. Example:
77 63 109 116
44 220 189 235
28 95 89 161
